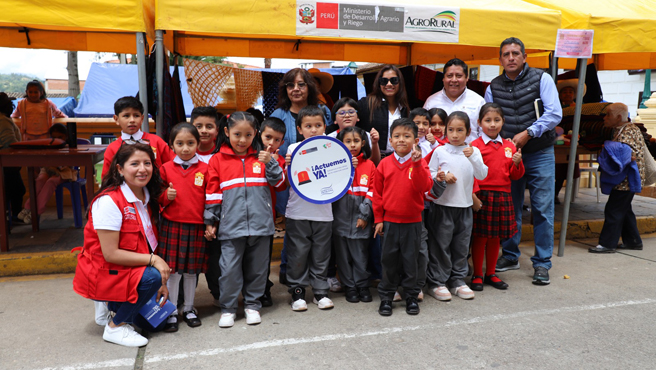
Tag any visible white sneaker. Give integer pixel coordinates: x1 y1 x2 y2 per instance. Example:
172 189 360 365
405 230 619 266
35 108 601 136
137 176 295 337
103 324 148 347
428 286 452 301
450 285 475 300
313 295 334 310
244 309 261 325
94 301 112 326
393 291 402 302
218 313 236 328
327 277 343 292
291 298 308 312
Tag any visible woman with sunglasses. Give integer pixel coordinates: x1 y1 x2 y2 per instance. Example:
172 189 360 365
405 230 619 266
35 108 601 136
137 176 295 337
357 65 410 156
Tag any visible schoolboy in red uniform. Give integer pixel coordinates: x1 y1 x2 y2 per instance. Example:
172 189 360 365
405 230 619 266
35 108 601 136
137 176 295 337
373 118 434 316
101 97 173 178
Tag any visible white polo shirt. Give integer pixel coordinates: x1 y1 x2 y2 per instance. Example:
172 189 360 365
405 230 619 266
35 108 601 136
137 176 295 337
423 88 486 143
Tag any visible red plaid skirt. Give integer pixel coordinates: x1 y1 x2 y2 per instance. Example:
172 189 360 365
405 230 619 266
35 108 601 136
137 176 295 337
158 217 207 274
472 190 517 238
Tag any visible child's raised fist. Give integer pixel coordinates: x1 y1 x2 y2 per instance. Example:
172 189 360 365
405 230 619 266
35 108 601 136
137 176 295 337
463 143 474 158
258 145 273 164
166 182 176 200
411 144 422 162
512 148 522 165
370 128 379 144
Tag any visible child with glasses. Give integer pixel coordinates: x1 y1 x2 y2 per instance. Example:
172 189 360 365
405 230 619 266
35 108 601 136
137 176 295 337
101 97 173 178
328 97 381 165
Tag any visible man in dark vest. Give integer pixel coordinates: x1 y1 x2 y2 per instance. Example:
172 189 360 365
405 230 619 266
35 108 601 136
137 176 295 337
484 37 562 286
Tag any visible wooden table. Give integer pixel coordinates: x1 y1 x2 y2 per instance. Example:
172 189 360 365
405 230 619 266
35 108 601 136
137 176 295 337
554 145 600 164
0 145 106 252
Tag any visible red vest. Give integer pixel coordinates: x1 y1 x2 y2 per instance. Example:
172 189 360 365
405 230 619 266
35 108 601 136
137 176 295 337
73 188 154 304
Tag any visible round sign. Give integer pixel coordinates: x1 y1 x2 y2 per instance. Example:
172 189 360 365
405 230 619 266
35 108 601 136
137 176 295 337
288 135 354 204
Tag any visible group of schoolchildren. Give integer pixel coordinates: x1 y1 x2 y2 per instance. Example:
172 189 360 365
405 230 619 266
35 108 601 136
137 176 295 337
101 93 525 330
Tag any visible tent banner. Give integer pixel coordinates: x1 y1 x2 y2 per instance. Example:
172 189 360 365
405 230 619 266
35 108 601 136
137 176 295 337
296 1 460 43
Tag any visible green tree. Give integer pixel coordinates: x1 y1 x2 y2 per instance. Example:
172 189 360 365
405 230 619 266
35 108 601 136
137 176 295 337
0 73 44 93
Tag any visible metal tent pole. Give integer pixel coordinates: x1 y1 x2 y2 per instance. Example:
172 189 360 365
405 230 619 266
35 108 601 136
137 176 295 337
155 30 164 137
136 32 149 132
558 58 588 257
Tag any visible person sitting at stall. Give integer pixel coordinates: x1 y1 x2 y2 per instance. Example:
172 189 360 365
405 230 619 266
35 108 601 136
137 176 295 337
11 80 67 140
16 124 75 224
73 143 170 347
0 93 25 222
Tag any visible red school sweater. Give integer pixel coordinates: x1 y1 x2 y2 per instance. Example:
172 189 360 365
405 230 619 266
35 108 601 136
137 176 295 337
373 155 432 224
471 137 525 193
101 132 174 178
159 161 209 224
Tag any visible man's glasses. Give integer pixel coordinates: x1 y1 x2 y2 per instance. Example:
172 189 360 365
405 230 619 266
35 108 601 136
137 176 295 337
285 82 308 90
379 77 400 86
336 109 357 117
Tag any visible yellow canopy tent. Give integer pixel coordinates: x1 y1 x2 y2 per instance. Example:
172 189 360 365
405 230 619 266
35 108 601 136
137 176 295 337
0 0 155 53
155 0 562 65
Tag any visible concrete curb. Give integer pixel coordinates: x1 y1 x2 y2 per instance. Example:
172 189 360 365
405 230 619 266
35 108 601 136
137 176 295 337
3 216 655 277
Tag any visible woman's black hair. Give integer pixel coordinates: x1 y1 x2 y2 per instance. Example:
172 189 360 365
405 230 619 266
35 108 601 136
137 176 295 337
428 108 448 126
337 126 371 160
478 102 505 122
0 93 15 117
25 80 46 100
169 122 200 147
276 68 321 110
366 65 409 123
49 123 68 139
446 111 471 132
216 111 264 153
98 143 164 218
409 107 431 122
331 97 359 123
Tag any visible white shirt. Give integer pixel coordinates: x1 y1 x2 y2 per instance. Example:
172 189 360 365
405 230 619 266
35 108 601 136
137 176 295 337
386 107 402 153
285 141 333 222
173 153 199 167
481 132 503 145
428 144 488 208
121 130 145 142
92 183 155 251
423 88 486 143
328 130 372 147
418 137 438 158
393 151 412 164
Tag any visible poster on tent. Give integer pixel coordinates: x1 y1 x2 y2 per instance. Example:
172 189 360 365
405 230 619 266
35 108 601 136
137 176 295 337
288 136 354 204
555 29 594 59
296 1 460 43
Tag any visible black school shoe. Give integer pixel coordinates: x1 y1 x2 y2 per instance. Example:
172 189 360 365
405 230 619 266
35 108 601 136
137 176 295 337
484 274 509 290
470 276 484 291
259 291 273 307
163 315 179 333
358 287 373 302
405 297 420 315
617 243 643 251
183 309 202 327
378 300 393 316
345 287 360 303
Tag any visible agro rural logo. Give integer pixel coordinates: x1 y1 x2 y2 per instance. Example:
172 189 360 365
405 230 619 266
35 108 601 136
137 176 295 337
299 4 315 25
405 10 458 34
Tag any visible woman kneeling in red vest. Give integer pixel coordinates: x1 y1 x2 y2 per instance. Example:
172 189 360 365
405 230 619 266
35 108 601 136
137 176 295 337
74 143 170 347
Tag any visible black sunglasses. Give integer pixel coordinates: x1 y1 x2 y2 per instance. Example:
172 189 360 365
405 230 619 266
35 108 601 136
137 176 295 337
379 77 400 86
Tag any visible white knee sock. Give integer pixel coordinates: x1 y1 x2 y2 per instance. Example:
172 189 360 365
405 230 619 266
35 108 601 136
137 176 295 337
182 273 197 312
167 272 182 315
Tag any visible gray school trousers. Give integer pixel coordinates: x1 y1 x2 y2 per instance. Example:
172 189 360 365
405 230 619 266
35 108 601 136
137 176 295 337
418 210 429 289
218 235 270 313
426 203 473 289
286 219 332 295
377 221 422 301
333 236 369 288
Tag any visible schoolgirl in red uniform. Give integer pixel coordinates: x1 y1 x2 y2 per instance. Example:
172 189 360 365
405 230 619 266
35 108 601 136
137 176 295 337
157 123 209 332
470 103 525 291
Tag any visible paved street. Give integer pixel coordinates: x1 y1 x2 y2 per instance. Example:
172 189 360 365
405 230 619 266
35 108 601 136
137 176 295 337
1 235 655 370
